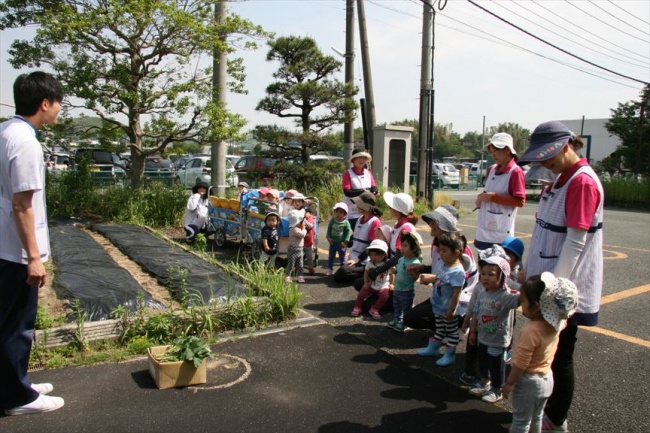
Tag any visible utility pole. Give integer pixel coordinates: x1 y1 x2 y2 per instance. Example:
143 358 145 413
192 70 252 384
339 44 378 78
637 97 648 174
343 0 355 161
417 0 433 202
480 115 486 183
357 0 376 154
212 0 228 197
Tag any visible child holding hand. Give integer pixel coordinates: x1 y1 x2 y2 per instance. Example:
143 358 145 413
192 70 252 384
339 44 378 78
387 231 423 333
416 233 467 366
468 255 520 403
352 239 391 319
502 273 578 433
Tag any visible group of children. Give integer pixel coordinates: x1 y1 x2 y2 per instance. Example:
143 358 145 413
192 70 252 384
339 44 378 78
252 181 372 282
247 183 317 283
248 180 579 432
339 190 579 432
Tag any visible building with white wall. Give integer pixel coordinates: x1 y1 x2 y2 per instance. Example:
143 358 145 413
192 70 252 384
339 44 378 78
559 118 621 164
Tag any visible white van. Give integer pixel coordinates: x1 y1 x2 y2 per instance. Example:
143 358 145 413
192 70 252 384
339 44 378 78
469 160 489 186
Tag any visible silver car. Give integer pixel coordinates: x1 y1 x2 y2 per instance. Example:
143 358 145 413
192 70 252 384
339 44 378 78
432 163 460 188
175 156 238 188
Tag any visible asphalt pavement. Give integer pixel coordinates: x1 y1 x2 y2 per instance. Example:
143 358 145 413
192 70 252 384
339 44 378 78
1 188 648 433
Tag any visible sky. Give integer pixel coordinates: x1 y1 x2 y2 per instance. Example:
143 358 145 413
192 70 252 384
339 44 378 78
1 0 648 137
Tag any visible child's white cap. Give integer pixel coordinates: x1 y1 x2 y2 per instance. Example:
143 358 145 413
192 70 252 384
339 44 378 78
366 239 388 254
333 202 348 214
288 209 305 228
478 255 511 288
540 272 579 331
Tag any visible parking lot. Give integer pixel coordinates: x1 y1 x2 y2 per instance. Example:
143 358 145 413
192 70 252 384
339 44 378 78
1 190 647 432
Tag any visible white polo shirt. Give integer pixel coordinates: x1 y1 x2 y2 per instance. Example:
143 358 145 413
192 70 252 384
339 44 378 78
0 117 50 264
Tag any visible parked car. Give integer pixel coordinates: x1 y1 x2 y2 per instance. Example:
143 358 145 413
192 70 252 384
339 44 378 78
175 156 238 188
74 148 126 183
226 155 242 167
46 152 71 171
172 155 194 171
432 163 460 188
469 160 489 186
233 155 281 183
143 156 175 184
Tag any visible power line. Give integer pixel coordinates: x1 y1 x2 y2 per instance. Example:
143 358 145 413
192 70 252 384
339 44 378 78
467 0 649 85
373 0 641 89
607 0 650 27
531 0 648 62
494 0 648 70
434 9 638 90
508 0 649 68
587 0 649 37
368 0 419 18
564 0 649 44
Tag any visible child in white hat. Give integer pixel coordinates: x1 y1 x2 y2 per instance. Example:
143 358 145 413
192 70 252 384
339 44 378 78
325 202 352 276
468 255 520 404
352 239 391 319
502 272 578 433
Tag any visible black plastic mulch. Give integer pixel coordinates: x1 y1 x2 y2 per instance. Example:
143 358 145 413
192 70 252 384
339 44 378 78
91 223 247 304
49 220 166 321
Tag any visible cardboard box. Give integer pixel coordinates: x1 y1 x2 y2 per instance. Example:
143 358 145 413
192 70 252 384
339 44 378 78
148 345 207 389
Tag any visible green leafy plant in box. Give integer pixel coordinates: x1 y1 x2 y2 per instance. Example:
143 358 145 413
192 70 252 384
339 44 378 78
155 335 212 368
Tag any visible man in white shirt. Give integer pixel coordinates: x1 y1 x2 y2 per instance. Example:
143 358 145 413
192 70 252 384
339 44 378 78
0 71 65 415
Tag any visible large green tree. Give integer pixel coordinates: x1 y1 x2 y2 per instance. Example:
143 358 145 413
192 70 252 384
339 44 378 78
486 122 530 155
254 36 357 166
0 0 269 187
605 85 650 176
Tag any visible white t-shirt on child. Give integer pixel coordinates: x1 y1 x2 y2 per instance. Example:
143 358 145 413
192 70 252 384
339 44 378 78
365 261 391 291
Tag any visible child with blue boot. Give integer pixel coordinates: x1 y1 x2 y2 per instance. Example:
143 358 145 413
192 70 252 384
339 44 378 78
416 233 467 366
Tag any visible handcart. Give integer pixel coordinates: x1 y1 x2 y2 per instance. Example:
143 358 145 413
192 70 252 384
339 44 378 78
208 190 320 263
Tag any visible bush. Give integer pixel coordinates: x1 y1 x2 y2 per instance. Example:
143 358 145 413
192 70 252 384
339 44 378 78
602 177 650 210
47 170 187 228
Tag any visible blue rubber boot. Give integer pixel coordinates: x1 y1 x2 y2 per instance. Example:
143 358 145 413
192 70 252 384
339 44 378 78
436 347 457 366
416 338 442 357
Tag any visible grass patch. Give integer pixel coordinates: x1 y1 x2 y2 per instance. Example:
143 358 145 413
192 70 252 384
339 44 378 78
32 253 302 369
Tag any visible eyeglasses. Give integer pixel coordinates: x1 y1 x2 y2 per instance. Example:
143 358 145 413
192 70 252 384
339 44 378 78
284 197 293 201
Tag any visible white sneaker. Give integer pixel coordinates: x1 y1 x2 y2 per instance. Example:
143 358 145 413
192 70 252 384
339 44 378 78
481 388 503 403
5 394 64 415
469 381 491 396
31 383 54 395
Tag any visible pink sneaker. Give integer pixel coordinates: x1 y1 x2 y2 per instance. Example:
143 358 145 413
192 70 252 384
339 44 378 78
369 308 381 319
351 307 361 317
284 276 292 283
325 269 333 276
297 276 305 283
